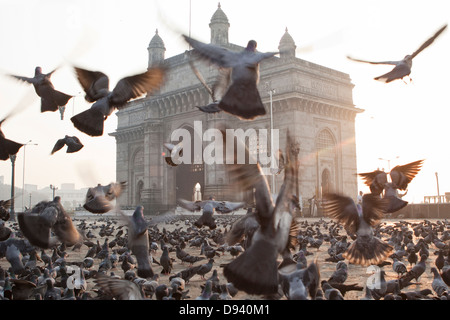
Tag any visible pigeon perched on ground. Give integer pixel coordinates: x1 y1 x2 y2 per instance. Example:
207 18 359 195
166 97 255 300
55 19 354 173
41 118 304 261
51 135 84 155
347 24 447 83
71 65 166 136
222 129 299 295
279 260 321 300
122 206 154 278
0 115 23 161
9 66 73 113
177 197 245 230
83 182 126 214
431 267 449 297
322 193 393 266
183 35 278 120
17 196 83 249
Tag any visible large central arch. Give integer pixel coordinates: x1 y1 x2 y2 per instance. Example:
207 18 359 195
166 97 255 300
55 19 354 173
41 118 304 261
174 125 205 201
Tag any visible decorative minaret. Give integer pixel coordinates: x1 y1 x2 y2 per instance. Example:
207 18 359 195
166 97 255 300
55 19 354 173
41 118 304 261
147 29 166 68
278 28 297 59
209 3 230 45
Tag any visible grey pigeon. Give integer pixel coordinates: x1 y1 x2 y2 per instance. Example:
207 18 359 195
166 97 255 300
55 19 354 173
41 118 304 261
347 24 447 83
83 182 126 214
279 260 321 300
183 35 278 120
328 261 348 284
71 65 166 136
9 66 73 113
5 244 25 276
177 197 245 230
123 206 154 278
321 280 344 300
222 129 300 295
160 246 173 275
17 196 83 249
431 267 449 297
51 135 84 155
0 221 11 241
322 193 393 266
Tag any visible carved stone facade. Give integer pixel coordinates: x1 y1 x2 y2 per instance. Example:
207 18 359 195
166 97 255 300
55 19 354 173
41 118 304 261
111 4 362 214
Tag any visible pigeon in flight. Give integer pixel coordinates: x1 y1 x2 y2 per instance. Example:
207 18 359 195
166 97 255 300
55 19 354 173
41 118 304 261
50 135 84 155
9 66 73 113
347 24 447 83
177 197 245 230
188 58 230 114
221 129 300 295
183 35 278 120
322 193 393 266
17 196 83 249
71 65 166 137
358 159 423 213
82 182 126 214
0 115 23 161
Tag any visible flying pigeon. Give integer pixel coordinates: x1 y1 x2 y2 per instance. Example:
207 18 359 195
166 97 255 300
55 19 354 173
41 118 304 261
183 35 278 120
177 197 245 230
82 182 126 214
71 65 166 137
9 66 73 113
51 135 84 155
17 196 83 249
322 193 393 266
347 24 447 83
221 129 300 295
358 159 424 213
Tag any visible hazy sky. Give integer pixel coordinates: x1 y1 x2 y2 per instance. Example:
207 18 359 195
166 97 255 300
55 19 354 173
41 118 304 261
0 0 449 204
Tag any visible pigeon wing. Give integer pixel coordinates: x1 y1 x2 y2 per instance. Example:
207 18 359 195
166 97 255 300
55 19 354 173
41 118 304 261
358 170 387 195
346 56 402 66
110 66 166 109
411 24 447 58
94 273 143 300
51 138 66 155
183 35 239 68
389 159 424 190
322 193 359 234
361 193 389 227
74 67 110 102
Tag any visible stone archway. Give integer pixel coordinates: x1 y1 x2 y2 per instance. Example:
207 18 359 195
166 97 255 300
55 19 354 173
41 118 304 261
174 125 205 201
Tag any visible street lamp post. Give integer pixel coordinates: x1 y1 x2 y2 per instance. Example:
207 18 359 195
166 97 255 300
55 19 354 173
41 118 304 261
435 172 440 218
265 82 276 194
22 140 38 211
9 154 17 221
50 184 58 199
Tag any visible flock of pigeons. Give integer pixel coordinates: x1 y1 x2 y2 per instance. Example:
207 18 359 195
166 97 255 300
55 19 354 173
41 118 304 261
0 18 449 300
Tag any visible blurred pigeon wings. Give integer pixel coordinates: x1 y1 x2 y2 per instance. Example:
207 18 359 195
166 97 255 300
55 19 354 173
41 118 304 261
83 182 126 214
71 65 166 136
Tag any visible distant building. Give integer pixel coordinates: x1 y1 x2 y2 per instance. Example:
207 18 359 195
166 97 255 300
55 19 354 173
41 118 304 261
111 4 361 214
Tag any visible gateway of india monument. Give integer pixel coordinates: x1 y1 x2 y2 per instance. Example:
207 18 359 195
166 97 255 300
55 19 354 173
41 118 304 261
110 4 362 214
